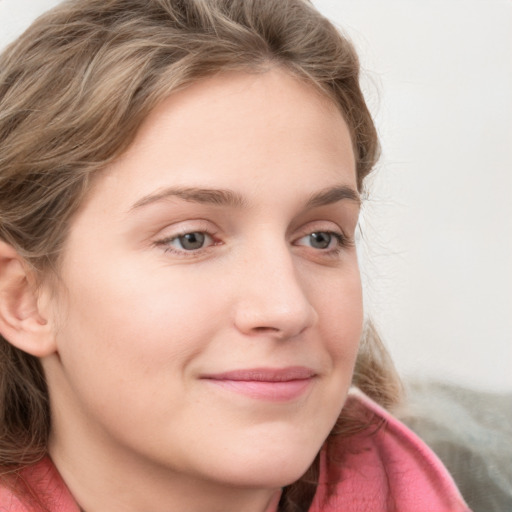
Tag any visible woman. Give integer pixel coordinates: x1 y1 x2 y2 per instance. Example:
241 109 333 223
0 0 470 510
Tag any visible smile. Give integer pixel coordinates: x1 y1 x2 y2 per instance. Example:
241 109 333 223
201 367 317 401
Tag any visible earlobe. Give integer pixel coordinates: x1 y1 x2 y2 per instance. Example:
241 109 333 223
0 241 57 357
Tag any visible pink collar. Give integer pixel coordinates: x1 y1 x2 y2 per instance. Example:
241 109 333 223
309 388 471 511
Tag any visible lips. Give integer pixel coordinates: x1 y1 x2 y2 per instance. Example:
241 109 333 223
201 366 316 401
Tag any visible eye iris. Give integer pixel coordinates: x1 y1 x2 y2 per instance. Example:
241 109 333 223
310 232 331 249
179 232 205 250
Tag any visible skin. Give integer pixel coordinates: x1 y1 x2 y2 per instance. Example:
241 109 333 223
33 69 363 512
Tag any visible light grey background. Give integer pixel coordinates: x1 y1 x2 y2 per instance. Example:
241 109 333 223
1 0 511 391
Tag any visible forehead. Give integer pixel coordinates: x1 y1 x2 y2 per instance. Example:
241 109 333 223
80 68 356 214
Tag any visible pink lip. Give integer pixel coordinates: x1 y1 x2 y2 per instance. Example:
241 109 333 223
201 366 316 401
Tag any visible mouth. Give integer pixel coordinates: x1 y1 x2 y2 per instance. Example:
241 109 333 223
200 366 317 401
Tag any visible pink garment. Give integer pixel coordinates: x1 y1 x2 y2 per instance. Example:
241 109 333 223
0 389 470 511
0 459 79 512
309 389 471 511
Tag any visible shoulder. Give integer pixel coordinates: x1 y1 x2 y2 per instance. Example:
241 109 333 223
0 459 79 512
309 388 472 512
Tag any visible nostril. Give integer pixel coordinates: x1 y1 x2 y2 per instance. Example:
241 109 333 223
252 326 280 333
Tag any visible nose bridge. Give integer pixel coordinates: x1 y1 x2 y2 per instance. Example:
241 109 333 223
233 233 317 337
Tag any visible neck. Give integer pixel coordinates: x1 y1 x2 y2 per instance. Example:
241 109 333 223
48 422 282 512
50 441 282 512
77 496 281 512
75 492 281 512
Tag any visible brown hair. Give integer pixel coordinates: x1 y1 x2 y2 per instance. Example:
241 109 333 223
0 0 400 510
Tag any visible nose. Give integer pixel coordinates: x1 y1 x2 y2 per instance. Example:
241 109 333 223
232 241 318 339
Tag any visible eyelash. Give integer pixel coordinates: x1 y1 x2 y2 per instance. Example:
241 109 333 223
154 229 353 258
155 229 218 256
295 231 353 256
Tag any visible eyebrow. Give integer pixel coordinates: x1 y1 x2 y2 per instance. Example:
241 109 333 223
305 185 361 208
130 186 247 211
129 184 360 212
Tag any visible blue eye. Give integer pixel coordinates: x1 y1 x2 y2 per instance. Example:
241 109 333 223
163 232 214 252
176 232 207 250
308 232 333 249
297 231 341 250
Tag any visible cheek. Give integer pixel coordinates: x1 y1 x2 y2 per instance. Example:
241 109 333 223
53 257 228 387
48 260 233 450
317 266 363 365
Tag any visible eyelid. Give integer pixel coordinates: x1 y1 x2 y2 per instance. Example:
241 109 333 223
155 230 220 257
291 220 355 257
152 218 217 238
292 219 345 239
152 220 222 257
295 230 342 246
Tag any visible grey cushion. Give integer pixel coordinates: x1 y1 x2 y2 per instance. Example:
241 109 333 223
398 380 512 512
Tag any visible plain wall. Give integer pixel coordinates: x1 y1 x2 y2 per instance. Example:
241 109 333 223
1 0 511 391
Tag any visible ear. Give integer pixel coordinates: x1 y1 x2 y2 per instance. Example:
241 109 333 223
0 241 57 357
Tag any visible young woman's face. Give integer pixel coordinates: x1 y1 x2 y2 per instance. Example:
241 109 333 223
44 70 362 495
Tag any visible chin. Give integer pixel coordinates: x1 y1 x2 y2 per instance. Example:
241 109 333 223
203 407 340 489
217 464 314 491
210 439 322 490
